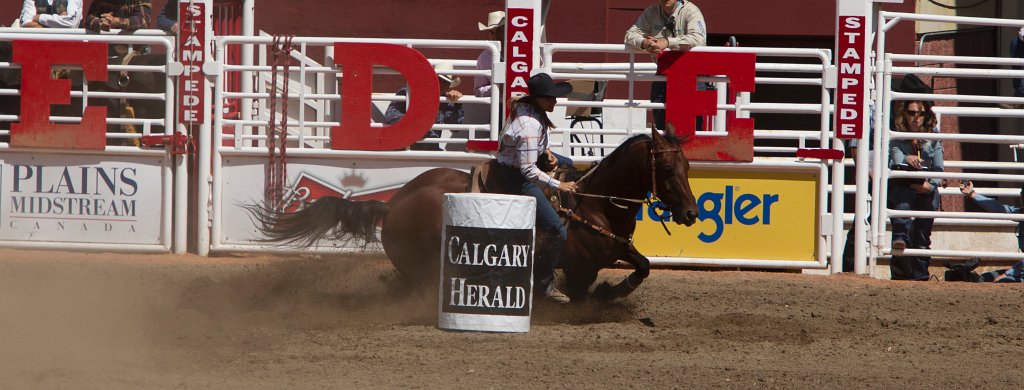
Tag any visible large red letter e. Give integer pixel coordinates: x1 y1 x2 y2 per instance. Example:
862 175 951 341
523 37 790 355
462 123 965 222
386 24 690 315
11 40 108 150
331 43 439 151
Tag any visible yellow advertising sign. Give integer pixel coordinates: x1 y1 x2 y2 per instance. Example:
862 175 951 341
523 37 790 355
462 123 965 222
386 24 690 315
634 169 819 261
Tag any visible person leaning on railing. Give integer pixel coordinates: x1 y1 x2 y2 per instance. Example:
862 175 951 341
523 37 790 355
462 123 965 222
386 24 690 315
84 0 151 32
887 95 944 281
84 0 151 57
624 0 706 131
19 0 82 29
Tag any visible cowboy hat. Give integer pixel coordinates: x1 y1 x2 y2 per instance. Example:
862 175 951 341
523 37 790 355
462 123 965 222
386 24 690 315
478 11 506 31
434 61 461 88
527 73 572 98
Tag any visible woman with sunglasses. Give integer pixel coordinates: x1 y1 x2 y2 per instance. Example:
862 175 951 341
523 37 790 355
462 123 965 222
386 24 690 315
888 98 944 281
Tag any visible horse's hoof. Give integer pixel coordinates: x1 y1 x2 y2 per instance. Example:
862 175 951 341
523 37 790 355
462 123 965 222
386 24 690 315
590 282 618 302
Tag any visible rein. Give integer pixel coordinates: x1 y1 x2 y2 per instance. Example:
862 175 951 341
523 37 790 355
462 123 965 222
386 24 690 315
558 140 681 240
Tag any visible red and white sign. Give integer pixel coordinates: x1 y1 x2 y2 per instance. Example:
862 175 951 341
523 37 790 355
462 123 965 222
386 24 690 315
835 15 867 139
504 5 535 101
10 40 108 150
178 2 207 124
660 51 757 162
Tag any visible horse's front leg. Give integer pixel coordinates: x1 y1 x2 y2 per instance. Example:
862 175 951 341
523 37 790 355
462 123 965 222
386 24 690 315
591 245 649 301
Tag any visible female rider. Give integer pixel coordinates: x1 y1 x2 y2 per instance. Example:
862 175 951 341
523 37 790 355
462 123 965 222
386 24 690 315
496 73 577 303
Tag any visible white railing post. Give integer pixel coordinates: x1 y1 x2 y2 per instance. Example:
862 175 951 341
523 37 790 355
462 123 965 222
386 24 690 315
835 0 875 274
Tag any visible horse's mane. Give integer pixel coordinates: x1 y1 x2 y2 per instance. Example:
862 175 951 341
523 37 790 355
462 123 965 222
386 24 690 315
559 132 680 184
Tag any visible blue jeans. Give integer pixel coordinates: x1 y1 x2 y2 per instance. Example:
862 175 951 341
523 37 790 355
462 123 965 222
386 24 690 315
887 183 939 280
517 179 566 292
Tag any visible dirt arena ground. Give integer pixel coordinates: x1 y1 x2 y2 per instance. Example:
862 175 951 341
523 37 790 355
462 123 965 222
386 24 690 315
1 249 1022 389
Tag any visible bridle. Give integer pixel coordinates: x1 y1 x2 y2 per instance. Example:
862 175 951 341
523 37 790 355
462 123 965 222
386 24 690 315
572 141 680 207
556 139 684 243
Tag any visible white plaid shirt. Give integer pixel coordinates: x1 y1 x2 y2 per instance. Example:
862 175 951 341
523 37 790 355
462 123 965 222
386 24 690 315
497 104 560 189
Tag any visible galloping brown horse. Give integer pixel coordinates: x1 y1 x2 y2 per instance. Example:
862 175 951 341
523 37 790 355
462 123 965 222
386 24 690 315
251 128 698 302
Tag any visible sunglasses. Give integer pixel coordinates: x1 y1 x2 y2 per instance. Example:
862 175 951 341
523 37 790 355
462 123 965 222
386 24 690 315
905 109 925 117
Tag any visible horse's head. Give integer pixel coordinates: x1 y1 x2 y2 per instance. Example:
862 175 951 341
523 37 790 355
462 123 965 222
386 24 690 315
650 125 698 226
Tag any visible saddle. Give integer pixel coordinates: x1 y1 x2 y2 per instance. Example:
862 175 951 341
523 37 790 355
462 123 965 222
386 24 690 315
468 160 585 220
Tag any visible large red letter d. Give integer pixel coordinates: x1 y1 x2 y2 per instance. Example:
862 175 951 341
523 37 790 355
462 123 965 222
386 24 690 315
331 43 439 151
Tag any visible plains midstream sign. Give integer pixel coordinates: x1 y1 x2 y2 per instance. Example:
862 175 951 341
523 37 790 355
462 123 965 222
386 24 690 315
634 169 820 261
0 153 166 245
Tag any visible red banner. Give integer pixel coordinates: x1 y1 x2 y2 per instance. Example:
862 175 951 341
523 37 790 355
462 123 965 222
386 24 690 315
835 16 867 139
504 7 534 102
178 2 206 124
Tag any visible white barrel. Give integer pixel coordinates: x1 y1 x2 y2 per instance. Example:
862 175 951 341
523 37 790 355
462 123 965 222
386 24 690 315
438 193 536 333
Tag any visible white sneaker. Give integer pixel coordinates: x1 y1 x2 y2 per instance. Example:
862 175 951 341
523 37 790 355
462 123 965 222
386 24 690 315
540 285 570 304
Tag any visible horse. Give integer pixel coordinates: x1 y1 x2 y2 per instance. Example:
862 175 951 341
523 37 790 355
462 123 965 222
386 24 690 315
250 127 699 302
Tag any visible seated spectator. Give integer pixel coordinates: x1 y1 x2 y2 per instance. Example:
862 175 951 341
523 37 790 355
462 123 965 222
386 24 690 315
384 61 463 151
20 0 83 28
888 92 944 281
156 0 177 34
84 0 151 32
841 75 932 272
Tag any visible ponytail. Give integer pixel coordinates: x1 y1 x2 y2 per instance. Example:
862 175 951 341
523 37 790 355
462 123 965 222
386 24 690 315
510 96 555 129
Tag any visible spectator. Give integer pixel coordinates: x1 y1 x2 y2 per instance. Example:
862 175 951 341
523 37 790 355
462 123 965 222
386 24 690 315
156 0 177 34
888 94 944 281
474 10 504 98
958 181 1024 282
20 0 83 28
960 181 1024 251
383 61 464 151
841 75 932 272
625 0 706 131
495 73 576 303
84 0 151 32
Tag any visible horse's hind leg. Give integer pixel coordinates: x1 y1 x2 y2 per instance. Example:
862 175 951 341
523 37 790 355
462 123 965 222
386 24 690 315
591 245 649 301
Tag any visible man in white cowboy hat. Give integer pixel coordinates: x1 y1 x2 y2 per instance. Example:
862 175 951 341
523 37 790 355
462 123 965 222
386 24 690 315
383 61 464 151
474 10 505 97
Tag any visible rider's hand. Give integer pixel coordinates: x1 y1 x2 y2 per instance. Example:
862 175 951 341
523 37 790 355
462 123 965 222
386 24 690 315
558 181 577 193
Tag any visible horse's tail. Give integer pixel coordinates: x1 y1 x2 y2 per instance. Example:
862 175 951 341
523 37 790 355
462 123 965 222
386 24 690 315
244 196 388 246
